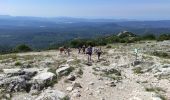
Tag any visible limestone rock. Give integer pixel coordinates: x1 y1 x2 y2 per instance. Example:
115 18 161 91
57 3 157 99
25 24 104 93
35 88 68 100
66 86 73 92
32 72 55 90
56 64 72 76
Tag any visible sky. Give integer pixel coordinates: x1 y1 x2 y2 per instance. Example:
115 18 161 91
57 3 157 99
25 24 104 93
0 0 170 20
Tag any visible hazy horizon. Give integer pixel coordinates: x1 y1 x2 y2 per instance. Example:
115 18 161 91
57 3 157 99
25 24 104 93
1 0 170 20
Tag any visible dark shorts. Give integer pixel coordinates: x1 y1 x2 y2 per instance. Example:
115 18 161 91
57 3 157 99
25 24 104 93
87 52 92 56
97 52 101 56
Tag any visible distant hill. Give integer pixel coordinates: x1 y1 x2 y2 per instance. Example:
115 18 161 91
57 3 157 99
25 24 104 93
0 15 170 50
117 31 137 38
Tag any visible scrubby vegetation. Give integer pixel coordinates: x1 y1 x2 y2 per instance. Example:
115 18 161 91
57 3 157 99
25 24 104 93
145 87 167 100
157 34 170 41
141 34 156 40
14 44 32 53
48 32 169 49
0 32 170 54
133 67 143 74
152 51 170 59
14 61 22 66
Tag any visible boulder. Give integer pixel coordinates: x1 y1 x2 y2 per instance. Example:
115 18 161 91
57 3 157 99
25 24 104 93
35 88 68 100
33 72 55 83
0 68 57 93
56 64 72 76
0 69 37 92
3 68 37 77
0 76 29 92
3 68 24 76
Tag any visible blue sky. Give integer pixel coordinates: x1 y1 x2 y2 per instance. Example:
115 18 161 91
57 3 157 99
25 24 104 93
0 0 170 19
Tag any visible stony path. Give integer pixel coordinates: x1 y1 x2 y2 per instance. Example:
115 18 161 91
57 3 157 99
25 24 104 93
1 42 170 100
54 49 163 100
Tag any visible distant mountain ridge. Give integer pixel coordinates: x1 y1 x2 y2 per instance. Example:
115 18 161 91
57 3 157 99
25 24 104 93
0 15 170 49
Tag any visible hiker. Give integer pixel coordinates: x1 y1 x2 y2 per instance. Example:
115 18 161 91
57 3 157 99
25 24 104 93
96 47 102 60
86 46 93 63
78 46 81 54
82 45 86 54
63 46 67 54
59 47 65 54
66 47 71 56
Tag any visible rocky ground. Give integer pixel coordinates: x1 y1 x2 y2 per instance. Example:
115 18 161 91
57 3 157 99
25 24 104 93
0 40 170 100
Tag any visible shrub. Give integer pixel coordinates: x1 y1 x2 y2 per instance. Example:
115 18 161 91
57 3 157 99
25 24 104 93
14 44 32 52
157 34 170 41
48 67 57 74
61 96 70 100
142 34 156 40
15 61 22 66
106 45 112 48
153 51 169 58
133 67 143 74
145 87 166 93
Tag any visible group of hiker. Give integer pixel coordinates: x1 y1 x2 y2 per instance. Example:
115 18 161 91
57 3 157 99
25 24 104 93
59 45 102 63
59 46 71 56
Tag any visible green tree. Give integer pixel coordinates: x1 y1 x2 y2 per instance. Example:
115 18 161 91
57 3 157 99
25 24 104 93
14 44 32 52
158 34 170 41
142 34 156 40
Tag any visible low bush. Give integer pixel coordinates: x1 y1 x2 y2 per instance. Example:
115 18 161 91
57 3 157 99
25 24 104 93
133 67 143 74
15 61 22 66
14 44 32 53
153 51 169 58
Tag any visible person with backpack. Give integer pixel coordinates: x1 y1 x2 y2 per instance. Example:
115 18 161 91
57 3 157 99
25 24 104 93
78 46 81 54
82 45 86 54
86 46 93 63
96 47 102 60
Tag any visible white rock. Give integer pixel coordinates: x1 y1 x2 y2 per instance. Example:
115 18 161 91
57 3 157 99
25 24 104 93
33 72 55 82
3 68 21 74
152 97 162 100
35 88 68 100
56 64 71 76
66 86 73 92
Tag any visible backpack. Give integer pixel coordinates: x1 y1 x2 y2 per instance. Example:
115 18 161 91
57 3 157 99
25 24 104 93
87 47 92 54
